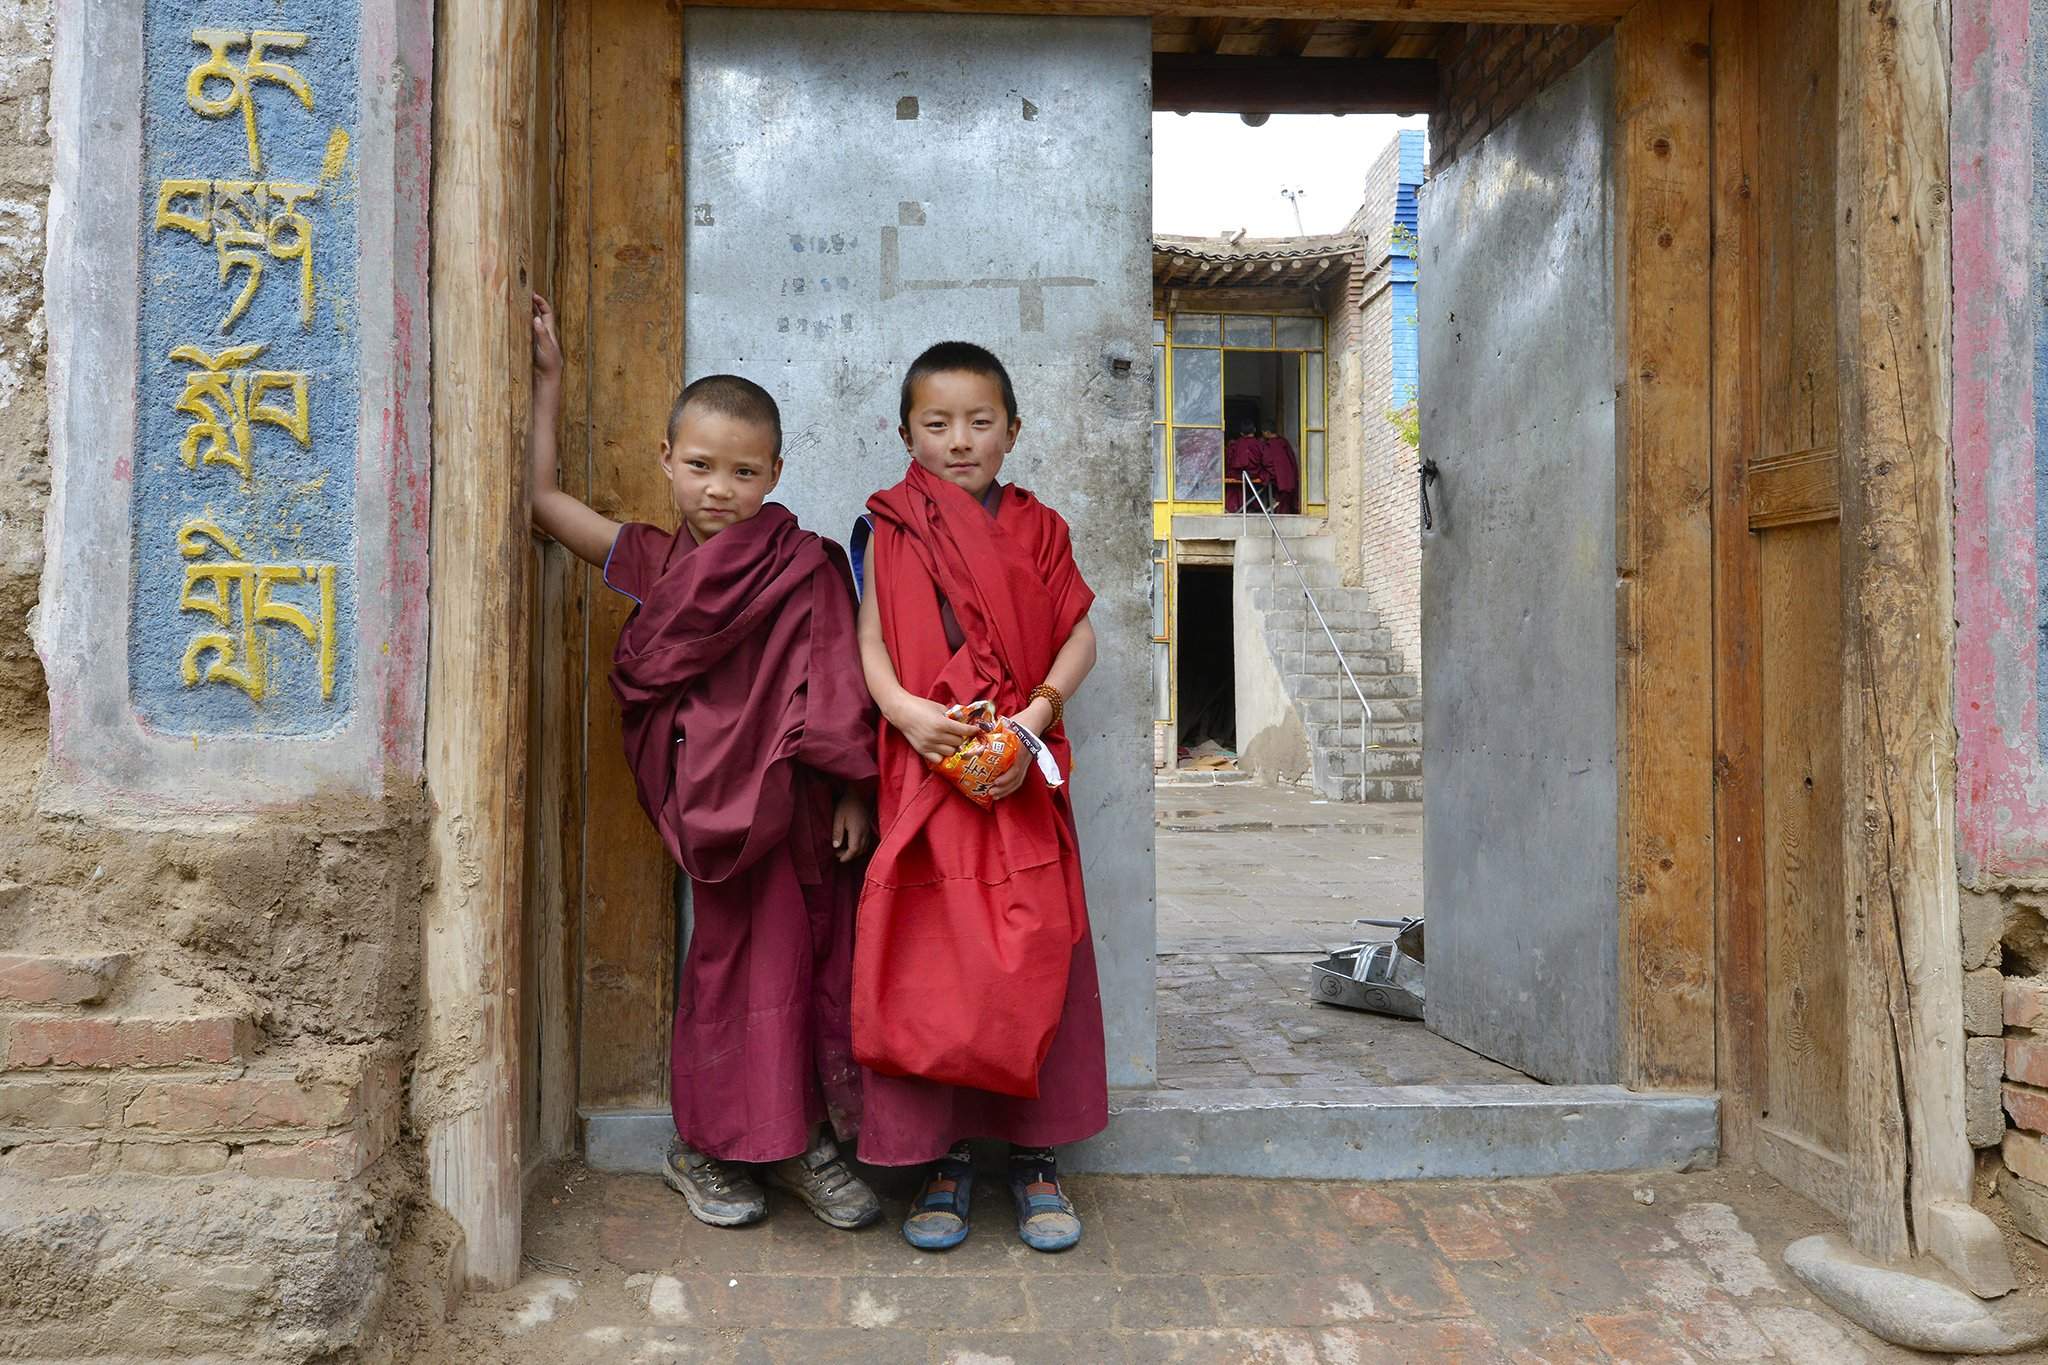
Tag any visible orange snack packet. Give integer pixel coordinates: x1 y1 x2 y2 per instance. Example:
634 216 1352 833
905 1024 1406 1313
930 700 1023 808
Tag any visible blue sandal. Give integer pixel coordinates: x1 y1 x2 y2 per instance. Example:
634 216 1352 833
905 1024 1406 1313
1009 1148 1082 1252
903 1149 973 1251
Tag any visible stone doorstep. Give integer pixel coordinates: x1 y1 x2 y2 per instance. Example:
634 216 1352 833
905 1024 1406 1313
0 951 130 1007
581 1085 1718 1183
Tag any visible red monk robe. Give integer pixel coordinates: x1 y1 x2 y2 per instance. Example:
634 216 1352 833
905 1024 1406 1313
853 463 1108 1166
607 503 876 1164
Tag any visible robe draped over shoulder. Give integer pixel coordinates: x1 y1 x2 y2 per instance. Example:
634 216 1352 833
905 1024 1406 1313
605 504 875 1160
852 463 1108 1160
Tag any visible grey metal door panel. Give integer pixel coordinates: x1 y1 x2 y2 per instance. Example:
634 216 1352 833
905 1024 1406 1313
683 10 1159 1085
1419 46 1621 1085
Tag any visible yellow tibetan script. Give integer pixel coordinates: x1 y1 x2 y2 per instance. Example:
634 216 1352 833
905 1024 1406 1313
177 518 337 703
186 29 313 176
170 342 309 485
155 179 318 331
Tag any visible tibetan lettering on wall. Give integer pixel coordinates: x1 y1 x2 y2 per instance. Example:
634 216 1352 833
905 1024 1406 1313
133 1 360 735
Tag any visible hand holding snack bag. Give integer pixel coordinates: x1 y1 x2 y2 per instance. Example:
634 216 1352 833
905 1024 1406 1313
930 701 1064 808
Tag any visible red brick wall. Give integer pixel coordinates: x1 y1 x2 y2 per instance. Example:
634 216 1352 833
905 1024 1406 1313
1429 23 1614 175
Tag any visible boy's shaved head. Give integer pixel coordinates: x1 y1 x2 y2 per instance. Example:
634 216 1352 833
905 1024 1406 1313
899 341 1019 428
671 373 783 456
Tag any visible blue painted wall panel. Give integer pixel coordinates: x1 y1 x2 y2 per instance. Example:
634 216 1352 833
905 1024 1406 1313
132 1 360 736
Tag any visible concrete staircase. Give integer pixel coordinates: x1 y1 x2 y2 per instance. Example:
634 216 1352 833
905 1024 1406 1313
1242 544 1423 803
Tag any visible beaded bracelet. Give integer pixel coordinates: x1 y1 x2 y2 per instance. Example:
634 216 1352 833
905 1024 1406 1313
1028 684 1065 731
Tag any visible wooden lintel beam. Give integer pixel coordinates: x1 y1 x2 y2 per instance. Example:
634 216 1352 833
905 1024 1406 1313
1153 54 1435 114
688 2 1630 24
1192 15 1228 51
1268 18 1319 55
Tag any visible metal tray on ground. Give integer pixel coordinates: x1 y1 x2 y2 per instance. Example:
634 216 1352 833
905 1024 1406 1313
1309 917 1425 1020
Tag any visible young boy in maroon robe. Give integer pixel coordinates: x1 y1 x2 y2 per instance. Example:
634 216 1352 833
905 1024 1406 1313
527 295 882 1232
853 341 1107 1254
1224 418 1262 512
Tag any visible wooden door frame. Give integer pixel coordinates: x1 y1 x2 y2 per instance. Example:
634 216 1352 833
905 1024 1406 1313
428 0 1961 1287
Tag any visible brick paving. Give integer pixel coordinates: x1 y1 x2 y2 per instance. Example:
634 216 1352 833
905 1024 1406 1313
423 1163 1973 1362
1154 784 1524 1090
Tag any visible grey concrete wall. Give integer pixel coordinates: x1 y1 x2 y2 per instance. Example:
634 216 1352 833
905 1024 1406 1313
682 10 1158 1086
1418 45 1620 1086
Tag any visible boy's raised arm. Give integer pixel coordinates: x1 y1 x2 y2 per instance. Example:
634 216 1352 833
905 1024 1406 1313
529 294 622 568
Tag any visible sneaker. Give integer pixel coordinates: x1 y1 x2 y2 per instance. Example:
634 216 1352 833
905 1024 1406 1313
902 1144 974 1251
767 1131 882 1230
661 1139 766 1227
1008 1148 1082 1253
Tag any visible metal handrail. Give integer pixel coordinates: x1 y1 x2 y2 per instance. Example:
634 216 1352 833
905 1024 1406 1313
1240 478 1377 795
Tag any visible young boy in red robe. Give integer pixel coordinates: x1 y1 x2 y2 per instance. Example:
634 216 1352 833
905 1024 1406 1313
1224 418 1262 512
527 295 882 1232
853 341 1107 1254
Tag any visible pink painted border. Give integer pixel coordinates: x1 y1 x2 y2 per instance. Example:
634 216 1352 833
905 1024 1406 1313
1954 0 2048 883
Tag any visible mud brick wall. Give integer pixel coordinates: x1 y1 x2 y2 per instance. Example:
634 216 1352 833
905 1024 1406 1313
0 2 436 1359
1428 23 1614 177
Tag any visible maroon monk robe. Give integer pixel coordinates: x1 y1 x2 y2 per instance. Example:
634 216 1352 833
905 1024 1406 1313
1224 434 1263 512
1259 434 1301 514
853 462 1108 1167
606 503 876 1163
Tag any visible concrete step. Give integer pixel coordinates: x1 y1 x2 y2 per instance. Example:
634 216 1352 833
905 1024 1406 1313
1327 775 1426 802
1243 562 1342 592
1314 721 1423 748
1281 651 1405 679
1297 696 1424 726
1289 674 1421 705
1266 622 1394 653
1315 745 1424 779
585 1086 1722 1181
1254 601 1384 633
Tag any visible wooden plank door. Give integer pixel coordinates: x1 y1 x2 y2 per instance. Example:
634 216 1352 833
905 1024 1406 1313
1711 0 1851 1213
526 0 687 1139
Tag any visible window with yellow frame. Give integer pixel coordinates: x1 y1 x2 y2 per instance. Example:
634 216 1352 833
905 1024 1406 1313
1151 309 1328 540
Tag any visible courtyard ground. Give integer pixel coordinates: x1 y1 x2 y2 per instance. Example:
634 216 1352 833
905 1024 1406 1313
410 784 2017 1362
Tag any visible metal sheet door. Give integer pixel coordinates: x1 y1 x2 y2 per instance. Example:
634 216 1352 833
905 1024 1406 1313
1418 47 1623 1084
682 9 1159 1085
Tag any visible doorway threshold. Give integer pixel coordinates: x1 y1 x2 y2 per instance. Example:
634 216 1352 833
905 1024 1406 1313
581 1085 1716 1182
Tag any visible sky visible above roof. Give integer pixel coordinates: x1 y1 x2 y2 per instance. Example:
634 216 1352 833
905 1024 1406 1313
1153 112 1427 239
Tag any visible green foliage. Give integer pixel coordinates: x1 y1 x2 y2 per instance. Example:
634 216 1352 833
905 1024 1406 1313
1386 402 1420 455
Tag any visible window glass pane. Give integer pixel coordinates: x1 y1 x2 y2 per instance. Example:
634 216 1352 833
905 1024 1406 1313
1276 315 1322 349
1306 352 1325 429
1154 641 1172 721
1173 312 1220 344
1151 422 1167 501
1306 430 1326 505
1152 317 1166 344
1223 315 1271 347
1153 346 1165 422
1174 427 1225 501
1170 347 1222 425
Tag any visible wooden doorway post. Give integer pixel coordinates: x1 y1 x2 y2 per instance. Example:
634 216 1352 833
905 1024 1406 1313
424 0 541 1291
1835 0 2004 1285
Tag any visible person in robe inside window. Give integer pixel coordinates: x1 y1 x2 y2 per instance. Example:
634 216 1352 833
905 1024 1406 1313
527 294 883 1233
1258 419 1301 515
851 342 1106 1254
1224 416 1263 512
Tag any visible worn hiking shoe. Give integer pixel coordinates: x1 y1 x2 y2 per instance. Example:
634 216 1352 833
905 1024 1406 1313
767 1130 882 1230
902 1143 975 1251
662 1139 766 1227
1008 1147 1082 1253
